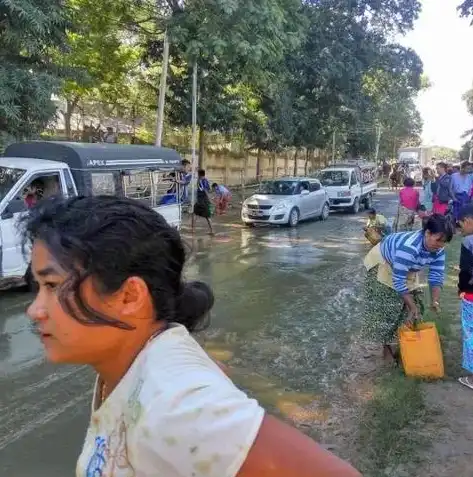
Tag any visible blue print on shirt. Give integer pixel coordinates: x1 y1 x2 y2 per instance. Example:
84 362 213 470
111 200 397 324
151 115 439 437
86 436 107 477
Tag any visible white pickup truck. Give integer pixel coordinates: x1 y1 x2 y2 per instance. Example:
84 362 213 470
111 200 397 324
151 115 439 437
316 162 378 213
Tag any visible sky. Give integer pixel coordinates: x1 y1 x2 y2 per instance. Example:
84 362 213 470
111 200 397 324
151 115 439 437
400 0 473 149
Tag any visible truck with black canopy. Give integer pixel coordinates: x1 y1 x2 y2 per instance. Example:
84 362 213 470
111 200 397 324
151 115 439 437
0 141 184 290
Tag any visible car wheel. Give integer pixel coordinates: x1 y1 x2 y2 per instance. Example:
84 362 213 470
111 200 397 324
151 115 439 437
364 194 372 210
320 203 330 221
288 207 300 227
351 197 360 214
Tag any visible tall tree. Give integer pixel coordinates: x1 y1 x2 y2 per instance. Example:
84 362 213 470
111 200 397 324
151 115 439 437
148 0 306 163
0 0 69 145
56 0 140 139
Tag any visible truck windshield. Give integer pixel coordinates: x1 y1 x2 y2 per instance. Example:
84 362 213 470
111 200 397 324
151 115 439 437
318 170 349 186
259 180 300 195
0 166 26 202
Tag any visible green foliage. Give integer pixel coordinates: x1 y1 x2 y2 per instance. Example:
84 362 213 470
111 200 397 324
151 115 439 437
459 141 472 161
1 0 426 156
160 0 306 139
54 0 141 137
431 146 459 161
0 0 69 138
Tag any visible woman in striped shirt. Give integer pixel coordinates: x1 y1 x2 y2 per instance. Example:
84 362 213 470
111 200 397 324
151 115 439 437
362 214 454 360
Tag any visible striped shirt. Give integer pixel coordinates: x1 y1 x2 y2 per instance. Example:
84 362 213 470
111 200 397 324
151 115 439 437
380 230 445 294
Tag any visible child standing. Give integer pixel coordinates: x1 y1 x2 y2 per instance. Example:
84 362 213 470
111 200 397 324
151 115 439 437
395 177 419 231
212 182 232 215
458 205 473 390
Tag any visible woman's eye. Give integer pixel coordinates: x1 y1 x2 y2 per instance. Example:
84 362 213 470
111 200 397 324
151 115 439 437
44 282 58 290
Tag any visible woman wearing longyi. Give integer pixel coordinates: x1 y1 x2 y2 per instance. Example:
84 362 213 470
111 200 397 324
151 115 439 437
24 195 361 477
363 214 453 361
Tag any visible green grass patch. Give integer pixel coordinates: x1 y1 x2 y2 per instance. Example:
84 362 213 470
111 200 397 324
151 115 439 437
356 371 429 476
355 236 464 476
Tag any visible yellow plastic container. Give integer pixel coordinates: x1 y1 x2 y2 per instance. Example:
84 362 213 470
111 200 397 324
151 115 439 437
398 322 444 379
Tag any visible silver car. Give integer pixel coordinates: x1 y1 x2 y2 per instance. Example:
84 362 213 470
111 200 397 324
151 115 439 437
241 177 330 227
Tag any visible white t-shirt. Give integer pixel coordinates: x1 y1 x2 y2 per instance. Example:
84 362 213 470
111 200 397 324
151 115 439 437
76 324 265 477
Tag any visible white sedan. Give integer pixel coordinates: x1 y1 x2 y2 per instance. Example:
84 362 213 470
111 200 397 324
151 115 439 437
241 177 330 227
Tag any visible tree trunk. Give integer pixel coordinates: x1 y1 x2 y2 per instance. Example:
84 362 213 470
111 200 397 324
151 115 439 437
63 99 78 140
304 149 311 175
256 148 262 182
293 148 299 176
198 127 205 169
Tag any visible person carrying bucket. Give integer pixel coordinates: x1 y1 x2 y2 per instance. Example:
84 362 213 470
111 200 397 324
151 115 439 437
362 215 453 362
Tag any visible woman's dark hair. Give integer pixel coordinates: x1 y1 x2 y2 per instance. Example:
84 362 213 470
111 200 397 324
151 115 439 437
21 195 214 332
422 213 454 243
367 208 376 215
198 169 205 177
403 177 415 187
211 183 218 189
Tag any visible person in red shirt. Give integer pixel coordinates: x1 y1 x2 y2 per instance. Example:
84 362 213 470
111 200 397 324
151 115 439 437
395 177 419 231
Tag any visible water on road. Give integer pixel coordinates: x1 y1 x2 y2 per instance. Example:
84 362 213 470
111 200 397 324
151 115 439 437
0 191 398 476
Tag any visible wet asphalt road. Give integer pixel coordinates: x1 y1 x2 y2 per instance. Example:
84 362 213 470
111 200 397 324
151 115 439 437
0 190 398 476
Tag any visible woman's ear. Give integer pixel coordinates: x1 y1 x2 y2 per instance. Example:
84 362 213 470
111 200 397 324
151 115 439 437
115 277 151 318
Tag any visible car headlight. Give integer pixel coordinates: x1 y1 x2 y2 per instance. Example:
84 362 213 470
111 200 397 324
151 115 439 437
274 202 289 211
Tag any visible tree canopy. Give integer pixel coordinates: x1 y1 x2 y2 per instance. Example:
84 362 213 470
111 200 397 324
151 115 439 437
2 0 426 162
0 0 70 145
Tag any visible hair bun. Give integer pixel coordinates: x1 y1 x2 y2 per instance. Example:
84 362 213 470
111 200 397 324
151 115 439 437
175 281 214 332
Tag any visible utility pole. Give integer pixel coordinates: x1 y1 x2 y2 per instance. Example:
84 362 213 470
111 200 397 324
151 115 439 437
155 31 170 146
374 124 382 163
331 130 336 164
190 62 198 231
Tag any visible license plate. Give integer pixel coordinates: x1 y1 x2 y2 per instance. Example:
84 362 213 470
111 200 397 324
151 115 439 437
251 210 264 216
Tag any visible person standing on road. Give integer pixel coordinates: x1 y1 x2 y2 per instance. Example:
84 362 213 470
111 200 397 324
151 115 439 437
457 205 473 390
24 195 361 477
193 169 214 235
451 161 473 223
395 177 419 232
177 159 192 205
421 167 434 213
363 214 453 361
432 162 455 216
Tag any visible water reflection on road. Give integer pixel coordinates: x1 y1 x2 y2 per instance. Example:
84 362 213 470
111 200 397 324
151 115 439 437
0 191 398 476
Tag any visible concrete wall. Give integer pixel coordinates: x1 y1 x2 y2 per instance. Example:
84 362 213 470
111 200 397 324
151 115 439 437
182 149 331 186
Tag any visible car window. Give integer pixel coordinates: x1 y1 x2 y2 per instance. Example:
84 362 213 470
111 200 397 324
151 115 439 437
259 180 299 195
63 169 76 196
318 170 349 186
350 171 358 185
0 166 26 203
9 172 63 214
309 181 320 192
300 181 310 192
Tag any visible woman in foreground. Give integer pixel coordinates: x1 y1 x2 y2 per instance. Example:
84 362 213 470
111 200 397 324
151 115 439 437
24 196 361 477
363 214 453 361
